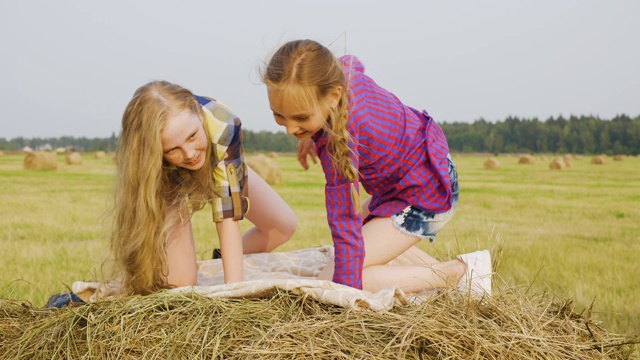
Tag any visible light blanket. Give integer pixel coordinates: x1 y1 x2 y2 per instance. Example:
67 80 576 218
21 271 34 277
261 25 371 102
72 246 433 312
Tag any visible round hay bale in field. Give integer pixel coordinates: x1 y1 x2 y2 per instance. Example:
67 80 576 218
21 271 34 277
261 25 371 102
591 155 606 165
613 155 625 161
549 158 566 170
266 152 279 159
0 150 4 156
518 154 535 164
483 157 501 170
95 151 106 159
247 154 282 185
23 151 57 170
65 152 83 165
573 154 583 160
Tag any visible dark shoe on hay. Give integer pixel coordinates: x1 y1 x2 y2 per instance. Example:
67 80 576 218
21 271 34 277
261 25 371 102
45 292 85 308
212 248 222 259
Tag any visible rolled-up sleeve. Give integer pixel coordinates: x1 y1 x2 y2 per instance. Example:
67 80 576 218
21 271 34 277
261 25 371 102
200 99 249 222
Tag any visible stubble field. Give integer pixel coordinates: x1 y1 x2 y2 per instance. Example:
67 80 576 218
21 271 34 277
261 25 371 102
0 152 638 336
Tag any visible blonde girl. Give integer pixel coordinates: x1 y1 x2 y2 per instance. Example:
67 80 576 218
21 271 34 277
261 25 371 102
262 39 491 295
110 80 297 295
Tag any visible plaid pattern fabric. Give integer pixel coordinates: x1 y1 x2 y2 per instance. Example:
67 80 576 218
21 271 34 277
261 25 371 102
198 96 249 222
313 55 453 289
168 96 248 222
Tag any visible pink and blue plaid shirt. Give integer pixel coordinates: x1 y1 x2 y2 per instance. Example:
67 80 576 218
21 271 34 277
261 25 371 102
313 55 453 289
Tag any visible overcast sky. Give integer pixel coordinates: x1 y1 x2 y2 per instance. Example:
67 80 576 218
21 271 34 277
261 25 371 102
1 1 638 139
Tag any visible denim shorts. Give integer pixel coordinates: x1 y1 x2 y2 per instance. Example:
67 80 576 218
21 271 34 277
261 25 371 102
391 154 459 242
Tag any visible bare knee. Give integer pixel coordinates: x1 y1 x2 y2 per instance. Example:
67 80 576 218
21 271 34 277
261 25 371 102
275 212 297 245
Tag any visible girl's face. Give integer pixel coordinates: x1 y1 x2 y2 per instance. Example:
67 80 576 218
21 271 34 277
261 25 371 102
161 109 208 171
267 86 341 140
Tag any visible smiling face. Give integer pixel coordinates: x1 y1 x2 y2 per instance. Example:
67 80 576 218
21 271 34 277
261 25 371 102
161 109 208 170
267 85 341 140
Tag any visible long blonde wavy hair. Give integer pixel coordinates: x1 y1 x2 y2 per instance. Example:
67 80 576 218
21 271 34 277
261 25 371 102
110 80 214 295
262 39 360 209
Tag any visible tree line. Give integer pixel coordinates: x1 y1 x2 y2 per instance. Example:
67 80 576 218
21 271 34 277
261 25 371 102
1 114 638 155
441 114 639 155
0 130 299 153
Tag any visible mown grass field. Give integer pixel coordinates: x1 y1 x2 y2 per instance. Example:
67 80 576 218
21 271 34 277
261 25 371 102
0 152 638 336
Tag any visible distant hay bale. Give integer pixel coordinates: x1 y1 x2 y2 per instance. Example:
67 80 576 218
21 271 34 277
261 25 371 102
266 152 279 159
573 155 583 160
518 154 535 164
95 151 106 159
613 155 625 161
0 288 635 359
65 152 83 165
549 158 566 170
247 154 282 185
23 151 57 170
591 155 606 165
483 157 501 170
0 150 4 156
561 155 572 168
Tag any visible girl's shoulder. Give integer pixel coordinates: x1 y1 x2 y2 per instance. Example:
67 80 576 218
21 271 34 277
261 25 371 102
338 55 365 75
196 95 240 126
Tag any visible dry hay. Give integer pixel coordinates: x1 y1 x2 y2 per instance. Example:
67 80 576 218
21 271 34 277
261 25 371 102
591 155 606 165
95 151 106 159
266 151 279 159
562 154 573 168
247 154 282 185
23 151 57 170
574 154 584 160
65 152 83 165
0 288 636 359
0 150 4 156
613 155 625 161
483 157 501 170
518 154 535 164
549 158 567 170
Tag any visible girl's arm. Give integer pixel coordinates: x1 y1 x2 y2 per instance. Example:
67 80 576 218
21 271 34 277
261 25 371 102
165 206 198 287
215 218 244 283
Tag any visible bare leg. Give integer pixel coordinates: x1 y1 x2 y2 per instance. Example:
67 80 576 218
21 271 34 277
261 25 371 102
361 197 438 266
242 166 297 253
318 217 464 293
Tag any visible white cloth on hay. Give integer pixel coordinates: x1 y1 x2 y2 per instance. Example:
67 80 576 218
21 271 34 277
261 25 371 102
72 246 433 312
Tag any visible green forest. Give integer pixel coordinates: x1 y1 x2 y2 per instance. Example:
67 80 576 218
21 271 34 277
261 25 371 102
2 114 638 155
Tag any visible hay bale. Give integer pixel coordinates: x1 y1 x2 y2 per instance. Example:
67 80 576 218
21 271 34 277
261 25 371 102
95 151 106 159
247 154 282 185
65 152 83 165
573 154 583 160
613 155 625 161
0 288 635 359
23 152 57 170
266 152 279 159
518 154 535 164
591 155 606 165
483 157 501 170
0 150 4 156
549 158 566 170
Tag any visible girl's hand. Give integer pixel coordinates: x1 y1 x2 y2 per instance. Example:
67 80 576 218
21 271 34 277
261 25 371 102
297 138 318 170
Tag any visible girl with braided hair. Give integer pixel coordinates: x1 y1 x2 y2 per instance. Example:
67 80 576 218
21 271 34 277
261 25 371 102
262 39 491 295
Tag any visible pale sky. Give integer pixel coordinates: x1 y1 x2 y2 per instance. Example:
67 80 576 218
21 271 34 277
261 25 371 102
1 0 638 139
